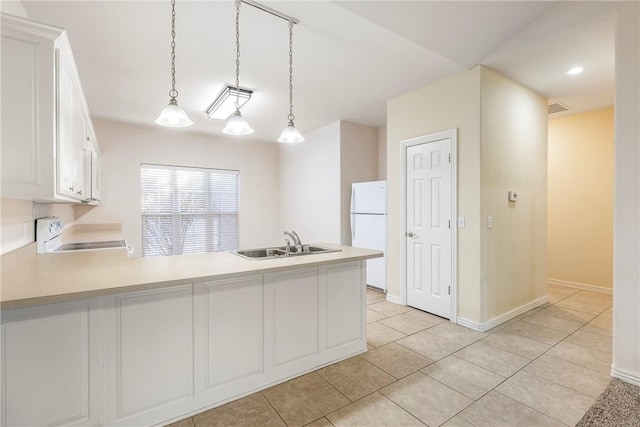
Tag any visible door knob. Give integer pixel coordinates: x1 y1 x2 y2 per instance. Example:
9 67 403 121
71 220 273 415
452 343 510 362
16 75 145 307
406 232 416 238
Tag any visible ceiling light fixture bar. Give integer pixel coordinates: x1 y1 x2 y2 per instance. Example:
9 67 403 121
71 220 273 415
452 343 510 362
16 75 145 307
240 0 299 25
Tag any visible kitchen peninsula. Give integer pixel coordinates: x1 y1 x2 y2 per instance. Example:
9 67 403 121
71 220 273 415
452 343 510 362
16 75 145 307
1 242 382 426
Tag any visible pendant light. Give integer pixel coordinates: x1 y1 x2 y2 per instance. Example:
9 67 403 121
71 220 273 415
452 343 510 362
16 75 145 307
223 0 254 135
277 20 304 143
155 0 193 127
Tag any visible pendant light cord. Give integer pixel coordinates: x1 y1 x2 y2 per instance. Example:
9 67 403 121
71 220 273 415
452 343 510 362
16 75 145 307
169 0 178 103
234 0 241 112
287 20 295 126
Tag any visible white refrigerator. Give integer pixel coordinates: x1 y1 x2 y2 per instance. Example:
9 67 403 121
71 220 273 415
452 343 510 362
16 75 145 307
350 180 387 291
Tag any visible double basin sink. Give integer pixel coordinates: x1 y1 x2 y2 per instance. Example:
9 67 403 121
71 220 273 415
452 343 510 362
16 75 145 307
232 244 340 260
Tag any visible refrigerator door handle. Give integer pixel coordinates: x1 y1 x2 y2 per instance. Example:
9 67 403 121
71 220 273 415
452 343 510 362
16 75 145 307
351 187 356 214
351 214 355 241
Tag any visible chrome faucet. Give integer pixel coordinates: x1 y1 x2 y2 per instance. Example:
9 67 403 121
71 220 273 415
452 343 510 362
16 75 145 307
284 231 303 253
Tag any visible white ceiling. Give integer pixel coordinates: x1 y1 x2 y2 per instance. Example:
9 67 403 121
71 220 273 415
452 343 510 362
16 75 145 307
19 1 617 143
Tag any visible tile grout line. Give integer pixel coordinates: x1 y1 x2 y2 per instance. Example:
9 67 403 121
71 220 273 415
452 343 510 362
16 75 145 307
259 390 290 427
388 290 609 426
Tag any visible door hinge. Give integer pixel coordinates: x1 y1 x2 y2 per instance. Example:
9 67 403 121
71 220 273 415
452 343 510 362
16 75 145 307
448 286 451 295
448 153 451 163
448 220 451 229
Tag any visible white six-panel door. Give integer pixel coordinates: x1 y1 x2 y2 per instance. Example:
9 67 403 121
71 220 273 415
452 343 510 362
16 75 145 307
406 136 453 318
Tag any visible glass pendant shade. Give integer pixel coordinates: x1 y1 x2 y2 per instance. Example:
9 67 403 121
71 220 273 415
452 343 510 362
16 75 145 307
155 101 193 127
277 125 304 143
222 112 254 135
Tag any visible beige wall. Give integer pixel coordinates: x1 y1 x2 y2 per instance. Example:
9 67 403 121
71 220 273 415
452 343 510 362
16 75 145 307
77 118 282 256
387 66 547 324
388 67 483 321
613 1 640 384
279 121 342 245
340 121 379 245
377 126 387 180
480 67 548 321
548 108 613 289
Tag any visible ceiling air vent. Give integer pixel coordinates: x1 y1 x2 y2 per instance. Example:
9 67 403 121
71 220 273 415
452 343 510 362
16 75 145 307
548 102 569 115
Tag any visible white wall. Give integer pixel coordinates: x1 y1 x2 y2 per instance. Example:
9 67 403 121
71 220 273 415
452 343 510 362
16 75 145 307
480 67 548 321
340 121 379 245
613 1 640 385
0 1 28 17
279 121 341 245
0 199 34 254
387 67 483 321
76 118 281 256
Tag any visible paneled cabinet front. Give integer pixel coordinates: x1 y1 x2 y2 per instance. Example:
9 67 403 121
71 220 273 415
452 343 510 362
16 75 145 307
1 299 101 427
1 261 367 426
194 275 265 403
0 13 99 203
102 285 195 426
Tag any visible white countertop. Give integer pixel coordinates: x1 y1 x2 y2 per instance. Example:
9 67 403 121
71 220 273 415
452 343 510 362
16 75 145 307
1 235 382 309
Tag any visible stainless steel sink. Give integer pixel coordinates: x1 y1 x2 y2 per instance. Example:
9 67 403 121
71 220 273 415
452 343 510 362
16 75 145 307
233 248 287 259
232 245 340 260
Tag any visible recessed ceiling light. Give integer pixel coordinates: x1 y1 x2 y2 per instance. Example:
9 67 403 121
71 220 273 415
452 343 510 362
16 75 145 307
565 66 584 75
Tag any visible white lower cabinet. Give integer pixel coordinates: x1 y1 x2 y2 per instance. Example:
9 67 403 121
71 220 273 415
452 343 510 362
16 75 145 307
195 275 265 403
102 285 195 426
1 262 366 427
1 299 100 427
265 267 320 374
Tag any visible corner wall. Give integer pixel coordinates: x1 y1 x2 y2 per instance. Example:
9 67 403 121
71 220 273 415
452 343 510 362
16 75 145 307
387 67 483 322
340 121 379 245
279 121 342 245
612 1 640 385
480 67 548 321
548 108 614 290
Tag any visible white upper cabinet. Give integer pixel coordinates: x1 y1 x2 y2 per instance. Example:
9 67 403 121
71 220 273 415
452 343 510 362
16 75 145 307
0 13 99 204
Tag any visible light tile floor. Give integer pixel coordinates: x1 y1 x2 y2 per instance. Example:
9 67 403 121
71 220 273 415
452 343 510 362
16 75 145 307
168 284 612 426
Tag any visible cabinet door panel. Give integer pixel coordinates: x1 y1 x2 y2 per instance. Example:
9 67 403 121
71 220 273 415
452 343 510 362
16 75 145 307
110 286 194 419
1 300 99 427
204 276 264 388
0 26 56 199
266 268 319 367
57 54 75 197
322 262 364 349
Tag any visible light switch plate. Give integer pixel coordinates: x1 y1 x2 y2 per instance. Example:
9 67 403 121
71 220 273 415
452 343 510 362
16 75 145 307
487 216 493 229
458 217 465 228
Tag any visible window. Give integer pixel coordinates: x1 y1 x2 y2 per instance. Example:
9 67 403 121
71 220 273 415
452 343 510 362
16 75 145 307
141 164 239 257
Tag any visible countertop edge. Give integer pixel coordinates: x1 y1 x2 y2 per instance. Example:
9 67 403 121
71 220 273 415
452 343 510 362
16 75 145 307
1 246 382 310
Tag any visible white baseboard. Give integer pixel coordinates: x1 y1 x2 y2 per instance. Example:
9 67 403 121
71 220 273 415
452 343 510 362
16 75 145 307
611 367 640 387
547 278 613 295
386 293 402 304
456 296 550 333
455 317 484 332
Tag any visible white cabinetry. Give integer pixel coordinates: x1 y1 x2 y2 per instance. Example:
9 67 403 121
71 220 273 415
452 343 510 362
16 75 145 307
1 262 366 427
0 13 99 203
102 285 195 426
0 299 101 427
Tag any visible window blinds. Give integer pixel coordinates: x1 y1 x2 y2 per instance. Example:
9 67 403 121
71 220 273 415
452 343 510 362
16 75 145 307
140 164 239 257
